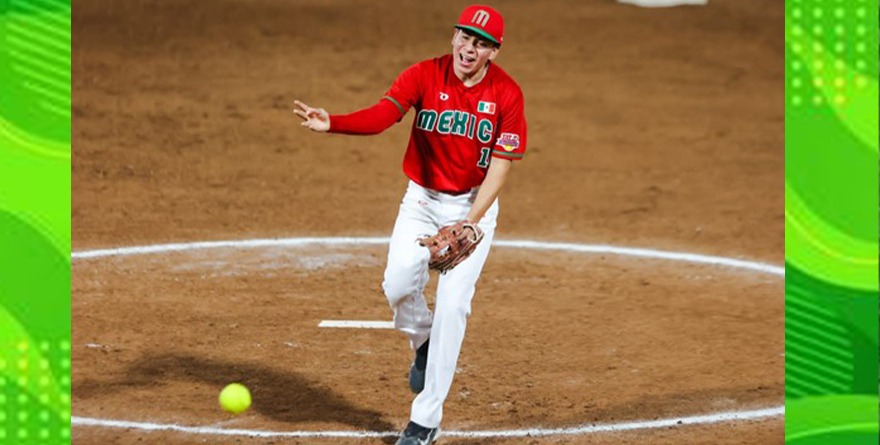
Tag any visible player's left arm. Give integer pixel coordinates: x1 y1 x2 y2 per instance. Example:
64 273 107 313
465 158 512 223
466 85 527 223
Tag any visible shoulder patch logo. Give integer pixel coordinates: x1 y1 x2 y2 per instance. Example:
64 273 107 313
497 133 520 152
477 101 496 115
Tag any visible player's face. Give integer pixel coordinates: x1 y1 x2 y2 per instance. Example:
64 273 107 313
451 30 499 77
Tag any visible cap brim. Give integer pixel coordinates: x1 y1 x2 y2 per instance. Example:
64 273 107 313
454 25 500 45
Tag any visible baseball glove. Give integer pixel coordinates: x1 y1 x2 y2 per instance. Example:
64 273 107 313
419 220 484 274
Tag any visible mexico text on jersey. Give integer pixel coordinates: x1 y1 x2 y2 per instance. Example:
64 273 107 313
384 54 527 193
414 109 494 143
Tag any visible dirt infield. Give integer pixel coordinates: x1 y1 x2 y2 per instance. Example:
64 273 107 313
72 1 784 444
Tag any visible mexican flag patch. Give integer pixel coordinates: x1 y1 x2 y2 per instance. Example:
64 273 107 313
477 101 496 115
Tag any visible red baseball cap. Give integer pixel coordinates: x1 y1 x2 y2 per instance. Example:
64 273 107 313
455 5 504 46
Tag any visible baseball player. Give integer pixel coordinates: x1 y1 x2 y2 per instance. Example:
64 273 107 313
294 5 526 444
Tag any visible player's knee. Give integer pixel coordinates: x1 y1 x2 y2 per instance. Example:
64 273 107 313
438 294 473 319
382 269 419 306
452 300 473 319
382 259 426 305
382 279 412 306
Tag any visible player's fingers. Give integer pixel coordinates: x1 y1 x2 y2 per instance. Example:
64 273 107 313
294 100 315 115
293 100 309 110
292 109 308 120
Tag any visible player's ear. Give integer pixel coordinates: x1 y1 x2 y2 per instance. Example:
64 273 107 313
451 29 460 46
488 46 500 61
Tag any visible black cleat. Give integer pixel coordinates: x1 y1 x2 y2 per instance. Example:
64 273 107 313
409 339 429 393
395 421 440 445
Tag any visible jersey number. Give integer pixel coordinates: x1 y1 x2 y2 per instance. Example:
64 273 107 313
477 147 491 168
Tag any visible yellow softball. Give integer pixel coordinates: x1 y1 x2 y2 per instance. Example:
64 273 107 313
218 383 252 414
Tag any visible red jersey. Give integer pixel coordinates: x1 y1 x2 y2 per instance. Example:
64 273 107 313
384 55 527 193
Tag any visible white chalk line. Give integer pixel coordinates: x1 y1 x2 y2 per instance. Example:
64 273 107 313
72 406 783 439
319 320 395 329
71 237 784 277
71 236 784 439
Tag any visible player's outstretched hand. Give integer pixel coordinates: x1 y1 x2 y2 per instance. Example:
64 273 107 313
293 100 330 132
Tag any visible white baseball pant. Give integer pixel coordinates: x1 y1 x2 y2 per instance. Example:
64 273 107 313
382 180 498 428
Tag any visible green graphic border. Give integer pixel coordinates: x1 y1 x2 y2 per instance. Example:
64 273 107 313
0 0 72 443
785 0 879 443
